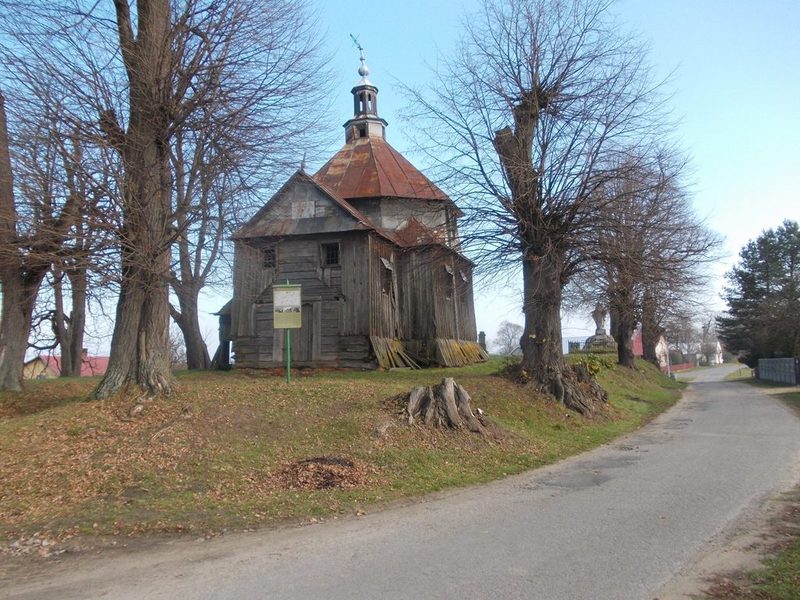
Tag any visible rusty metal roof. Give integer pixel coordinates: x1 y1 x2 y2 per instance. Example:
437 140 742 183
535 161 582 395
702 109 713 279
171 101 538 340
314 136 450 202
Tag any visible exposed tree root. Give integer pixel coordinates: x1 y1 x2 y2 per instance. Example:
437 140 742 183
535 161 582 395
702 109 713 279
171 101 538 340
402 377 487 435
501 361 607 416
543 364 607 415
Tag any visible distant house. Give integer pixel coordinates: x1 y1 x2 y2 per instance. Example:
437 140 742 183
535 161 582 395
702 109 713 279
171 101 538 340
703 341 724 365
23 353 110 380
631 330 670 370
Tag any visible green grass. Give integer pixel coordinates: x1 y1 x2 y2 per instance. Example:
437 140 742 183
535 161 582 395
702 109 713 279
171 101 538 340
0 358 681 544
724 365 754 381
748 529 800 599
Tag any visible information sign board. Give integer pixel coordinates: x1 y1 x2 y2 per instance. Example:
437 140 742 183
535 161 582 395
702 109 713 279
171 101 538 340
273 284 302 329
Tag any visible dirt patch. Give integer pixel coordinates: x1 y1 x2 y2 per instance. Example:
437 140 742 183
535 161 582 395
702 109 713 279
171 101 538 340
273 456 373 490
702 491 800 599
655 487 800 600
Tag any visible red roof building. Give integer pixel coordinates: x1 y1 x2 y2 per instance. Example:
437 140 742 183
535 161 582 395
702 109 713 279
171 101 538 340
23 354 110 379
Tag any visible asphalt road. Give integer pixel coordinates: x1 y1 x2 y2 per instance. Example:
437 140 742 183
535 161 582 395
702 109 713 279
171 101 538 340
6 365 800 600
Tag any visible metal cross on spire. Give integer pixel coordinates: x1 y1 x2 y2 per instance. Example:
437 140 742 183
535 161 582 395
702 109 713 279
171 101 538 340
349 34 370 79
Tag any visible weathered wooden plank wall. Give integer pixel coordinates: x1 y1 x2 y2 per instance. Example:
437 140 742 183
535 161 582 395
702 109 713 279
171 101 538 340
397 248 435 340
454 257 478 341
231 240 274 340
233 233 375 368
369 235 401 339
339 235 369 336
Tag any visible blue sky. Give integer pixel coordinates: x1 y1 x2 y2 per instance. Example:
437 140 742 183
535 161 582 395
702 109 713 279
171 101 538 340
297 0 800 343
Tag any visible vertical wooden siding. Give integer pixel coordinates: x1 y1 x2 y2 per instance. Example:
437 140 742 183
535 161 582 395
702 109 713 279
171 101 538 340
368 235 402 338
231 241 274 338
397 247 477 342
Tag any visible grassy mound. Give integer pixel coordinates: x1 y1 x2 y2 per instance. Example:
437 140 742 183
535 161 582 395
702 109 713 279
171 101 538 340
0 358 681 554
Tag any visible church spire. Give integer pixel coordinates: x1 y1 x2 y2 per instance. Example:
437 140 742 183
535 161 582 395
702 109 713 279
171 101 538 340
344 37 387 142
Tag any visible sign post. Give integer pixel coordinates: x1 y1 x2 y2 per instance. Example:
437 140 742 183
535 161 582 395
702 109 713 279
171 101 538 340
273 282 302 383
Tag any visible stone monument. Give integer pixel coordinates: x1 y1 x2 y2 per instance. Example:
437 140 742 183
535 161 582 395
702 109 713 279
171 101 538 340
583 304 617 353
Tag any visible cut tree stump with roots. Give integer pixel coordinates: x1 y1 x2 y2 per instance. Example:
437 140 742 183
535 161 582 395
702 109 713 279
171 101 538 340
403 377 487 435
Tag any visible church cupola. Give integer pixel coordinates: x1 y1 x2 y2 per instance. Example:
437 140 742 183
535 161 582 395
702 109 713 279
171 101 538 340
344 47 388 142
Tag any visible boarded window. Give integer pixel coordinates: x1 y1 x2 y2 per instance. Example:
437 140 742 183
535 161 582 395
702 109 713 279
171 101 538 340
263 245 276 268
291 200 314 219
321 242 340 266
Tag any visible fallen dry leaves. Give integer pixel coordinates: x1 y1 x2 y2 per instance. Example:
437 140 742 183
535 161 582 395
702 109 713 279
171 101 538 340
273 456 376 491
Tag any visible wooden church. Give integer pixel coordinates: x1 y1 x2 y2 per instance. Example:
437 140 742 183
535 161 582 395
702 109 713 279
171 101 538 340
224 54 487 370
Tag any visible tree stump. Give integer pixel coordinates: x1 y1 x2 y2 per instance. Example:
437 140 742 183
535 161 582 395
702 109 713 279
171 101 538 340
403 378 487 435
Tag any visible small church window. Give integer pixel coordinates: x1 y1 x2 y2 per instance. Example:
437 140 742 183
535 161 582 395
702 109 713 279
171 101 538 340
358 125 367 138
263 245 276 268
321 242 340 266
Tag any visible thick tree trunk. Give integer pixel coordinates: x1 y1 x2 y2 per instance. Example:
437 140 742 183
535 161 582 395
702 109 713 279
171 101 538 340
95 0 175 399
0 271 46 390
95 256 172 398
614 312 636 368
609 286 636 368
641 288 661 365
519 249 567 391
0 92 50 390
172 286 210 370
66 269 87 376
519 249 603 414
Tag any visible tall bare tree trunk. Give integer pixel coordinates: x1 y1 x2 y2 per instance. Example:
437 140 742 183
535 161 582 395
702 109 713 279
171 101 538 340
66 269 87 375
94 0 174 399
519 248 567 394
52 267 88 377
52 269 73 376
609 285 636 368
494 101 603 415
641 288 661 365
0 91 50 389
0 273 46 389
171 284 210 370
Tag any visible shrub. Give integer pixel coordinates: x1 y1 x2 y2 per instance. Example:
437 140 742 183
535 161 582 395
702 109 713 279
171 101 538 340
570 353 617 377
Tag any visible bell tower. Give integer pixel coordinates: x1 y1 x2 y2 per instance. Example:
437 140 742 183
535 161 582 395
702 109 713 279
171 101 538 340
343 45 388 142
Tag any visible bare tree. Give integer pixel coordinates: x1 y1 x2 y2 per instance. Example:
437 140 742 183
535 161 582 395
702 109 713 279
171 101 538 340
18 124 118 378
408 0 669 413
570 152 720 368
166 0 331 370
0 91 82 389
494 320 523 355
1 0 331 394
